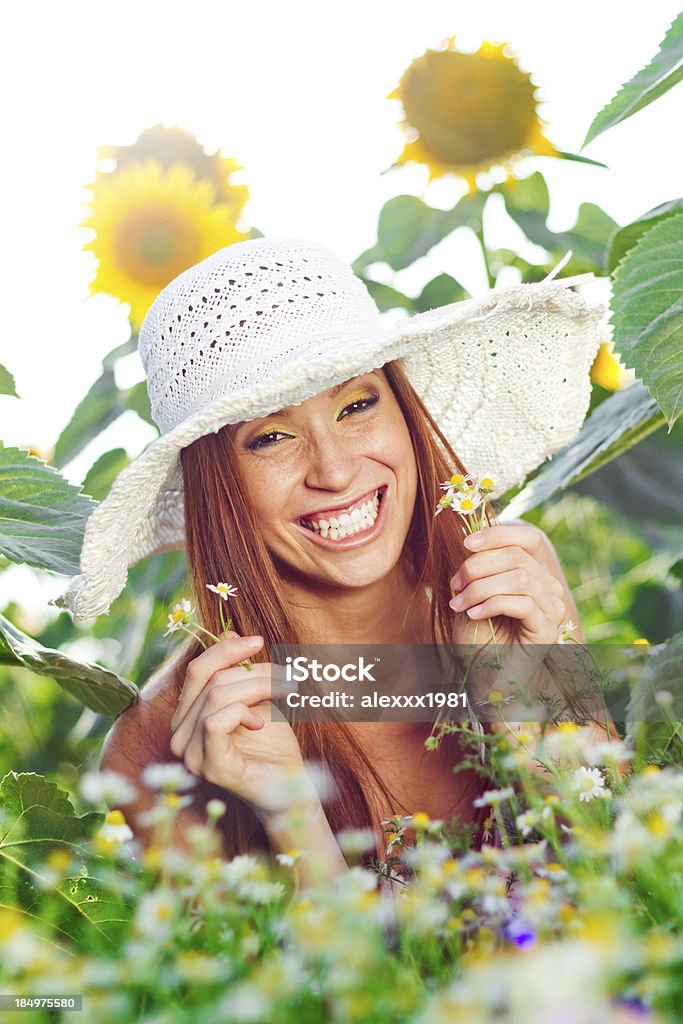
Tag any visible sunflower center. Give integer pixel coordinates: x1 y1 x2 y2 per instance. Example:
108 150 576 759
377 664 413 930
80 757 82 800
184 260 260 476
114 210 199 288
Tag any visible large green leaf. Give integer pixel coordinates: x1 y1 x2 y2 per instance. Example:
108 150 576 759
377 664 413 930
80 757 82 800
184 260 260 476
0 444 96 574
498 173 618 271
52 367 127 469
0 363 19 398
415 273 469 312
499 382 664 518
0 772 133 948
81 448 131 503
0 612 138 716
572 418 683 526
611 213 683 428
354 191 488 272
584 13 683 146
607 198 683 273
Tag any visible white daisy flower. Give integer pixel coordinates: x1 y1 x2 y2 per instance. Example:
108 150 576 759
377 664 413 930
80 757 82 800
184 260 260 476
80 769 138 806
134 887 180 941
141 762 200 792
137 792 196 826
516 810 540 837
97 809 134 844
206 582 239 600
473 786 515 808
452 491 483 515
557 620 577 644
276 848 306 867
164 598 195 636
572 766 611 802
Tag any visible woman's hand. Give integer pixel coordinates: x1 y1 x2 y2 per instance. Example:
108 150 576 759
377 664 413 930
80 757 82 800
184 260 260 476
449 522 568 645
448 523 569 708
169 632 319 821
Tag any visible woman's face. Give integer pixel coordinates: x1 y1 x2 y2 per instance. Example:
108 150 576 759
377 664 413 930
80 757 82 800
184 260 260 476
229 369 418 591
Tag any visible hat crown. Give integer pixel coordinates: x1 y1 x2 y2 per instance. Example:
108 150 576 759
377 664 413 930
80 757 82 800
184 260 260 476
138 237 381 434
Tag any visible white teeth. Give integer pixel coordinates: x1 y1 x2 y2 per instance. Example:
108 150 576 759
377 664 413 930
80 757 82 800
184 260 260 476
300 488 382 536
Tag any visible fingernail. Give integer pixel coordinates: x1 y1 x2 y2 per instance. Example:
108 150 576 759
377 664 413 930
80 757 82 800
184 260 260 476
243 635 264 648
450 594 464 610
467 604 484 617
464 533 485 549
225 629 238 638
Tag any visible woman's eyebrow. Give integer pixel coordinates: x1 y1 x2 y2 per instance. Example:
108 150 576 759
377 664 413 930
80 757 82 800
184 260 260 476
273 375 368 418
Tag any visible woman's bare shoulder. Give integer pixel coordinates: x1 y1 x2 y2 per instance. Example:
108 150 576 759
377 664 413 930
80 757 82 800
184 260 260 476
100 636 196 772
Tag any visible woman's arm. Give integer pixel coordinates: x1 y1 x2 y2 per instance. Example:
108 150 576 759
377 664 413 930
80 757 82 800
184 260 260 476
257 801 350 888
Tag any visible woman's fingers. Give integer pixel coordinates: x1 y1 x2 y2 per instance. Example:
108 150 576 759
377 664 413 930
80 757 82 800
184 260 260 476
460 593 557 641
449 568 566 627
451 545 564 602
171 633 264 729
180 701 265 780
170 665 286 757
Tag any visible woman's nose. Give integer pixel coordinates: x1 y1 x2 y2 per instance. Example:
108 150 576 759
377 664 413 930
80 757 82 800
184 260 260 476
303 433 362 493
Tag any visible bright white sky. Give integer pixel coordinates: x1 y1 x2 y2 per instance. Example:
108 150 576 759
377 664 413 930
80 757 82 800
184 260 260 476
0 0 681 620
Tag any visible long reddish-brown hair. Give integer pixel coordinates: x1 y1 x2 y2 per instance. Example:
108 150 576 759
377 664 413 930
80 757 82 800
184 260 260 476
174 359 495 864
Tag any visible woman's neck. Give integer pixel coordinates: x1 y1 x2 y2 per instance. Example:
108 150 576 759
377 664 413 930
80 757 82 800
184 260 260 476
280 558 432 646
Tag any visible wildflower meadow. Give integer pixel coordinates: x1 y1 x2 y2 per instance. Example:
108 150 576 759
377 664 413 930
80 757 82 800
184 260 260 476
1 16 682 1024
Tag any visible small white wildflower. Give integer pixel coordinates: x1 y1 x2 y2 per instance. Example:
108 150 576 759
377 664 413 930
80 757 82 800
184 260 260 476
206 582 239 600
97 809 134 844
585 738 634 767
276 848 305 867
557 620 577 644
137 793 195 827
141 762 199 792
206 798 227 820
80 769 138 806
134 887 180 941
164 598 195 636
572 766 611 802
473 786 515 808
515 810 540 837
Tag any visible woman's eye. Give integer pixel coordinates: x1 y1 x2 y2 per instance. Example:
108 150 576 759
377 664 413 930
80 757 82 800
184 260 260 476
338 394 380 420
246 394 380 450
247 430 292 451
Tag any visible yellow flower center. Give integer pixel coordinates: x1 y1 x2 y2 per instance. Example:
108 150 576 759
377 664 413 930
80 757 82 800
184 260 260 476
105 809 126 826
449 473 465 486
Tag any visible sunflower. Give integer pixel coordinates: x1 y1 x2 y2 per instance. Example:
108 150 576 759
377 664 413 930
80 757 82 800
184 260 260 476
388 37 557 189
97 122 249 219
590 341 632 391
81 160 250 330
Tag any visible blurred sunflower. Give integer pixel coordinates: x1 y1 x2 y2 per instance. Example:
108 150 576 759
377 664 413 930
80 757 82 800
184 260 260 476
388 37 558 190
81 159 250 331
590 341 633 391
96 123 249 219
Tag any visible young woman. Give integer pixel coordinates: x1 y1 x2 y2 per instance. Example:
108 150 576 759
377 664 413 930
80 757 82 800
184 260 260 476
55 238 603 887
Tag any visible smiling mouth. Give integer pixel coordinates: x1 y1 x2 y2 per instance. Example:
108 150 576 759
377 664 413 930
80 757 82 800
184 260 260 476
297 486 386 541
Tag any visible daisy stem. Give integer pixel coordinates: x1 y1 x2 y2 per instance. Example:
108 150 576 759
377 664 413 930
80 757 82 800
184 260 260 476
218 600 234 636
186 621 222 645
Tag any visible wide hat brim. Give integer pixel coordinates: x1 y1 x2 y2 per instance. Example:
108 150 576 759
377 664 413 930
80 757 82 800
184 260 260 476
52 277 605 621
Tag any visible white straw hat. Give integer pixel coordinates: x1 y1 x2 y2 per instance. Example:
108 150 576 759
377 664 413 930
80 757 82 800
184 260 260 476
51 236 604 622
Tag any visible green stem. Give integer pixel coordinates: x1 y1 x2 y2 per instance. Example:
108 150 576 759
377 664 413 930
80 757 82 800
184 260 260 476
476 224 495 289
